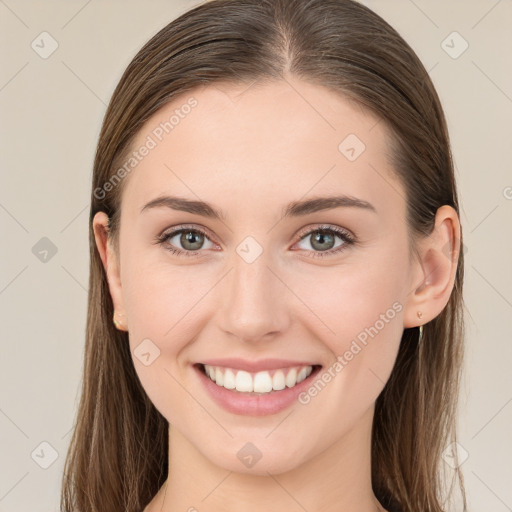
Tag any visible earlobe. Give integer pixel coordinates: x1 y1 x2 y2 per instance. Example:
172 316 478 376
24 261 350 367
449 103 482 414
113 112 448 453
92 211 127 328
403 205 461 328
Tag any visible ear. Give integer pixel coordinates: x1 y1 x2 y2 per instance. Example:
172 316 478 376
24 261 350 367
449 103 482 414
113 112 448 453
403 205 461 328
92 211 127 331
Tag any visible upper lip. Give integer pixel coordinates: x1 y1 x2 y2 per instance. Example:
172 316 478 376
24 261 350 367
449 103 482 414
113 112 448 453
197 358 321 372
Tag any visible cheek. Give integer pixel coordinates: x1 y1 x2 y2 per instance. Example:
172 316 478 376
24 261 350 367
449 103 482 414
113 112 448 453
120 250 211 344
292 256 405 340
289 258 405 396
119 256 208 423
287 272 404 440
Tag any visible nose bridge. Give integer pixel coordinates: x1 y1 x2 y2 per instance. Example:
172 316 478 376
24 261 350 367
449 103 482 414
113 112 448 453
218 247 290 341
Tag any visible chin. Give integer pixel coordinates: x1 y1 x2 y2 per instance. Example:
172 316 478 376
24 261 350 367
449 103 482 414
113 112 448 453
200 437 312 476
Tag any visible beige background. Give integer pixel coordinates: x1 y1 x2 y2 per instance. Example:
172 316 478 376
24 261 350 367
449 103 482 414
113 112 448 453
0 0 511 510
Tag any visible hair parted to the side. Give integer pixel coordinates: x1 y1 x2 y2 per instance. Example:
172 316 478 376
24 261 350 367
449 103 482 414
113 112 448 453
60 1 467 511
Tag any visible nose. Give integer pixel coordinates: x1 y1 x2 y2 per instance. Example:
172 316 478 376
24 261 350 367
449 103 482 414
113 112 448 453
217 250 291 343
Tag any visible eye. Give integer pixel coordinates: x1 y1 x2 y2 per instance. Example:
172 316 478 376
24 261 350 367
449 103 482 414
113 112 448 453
293 225 355 258
155 224 356 259
155 225 216 257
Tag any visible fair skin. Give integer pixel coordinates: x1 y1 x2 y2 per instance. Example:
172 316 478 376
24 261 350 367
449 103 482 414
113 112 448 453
93 77 460 512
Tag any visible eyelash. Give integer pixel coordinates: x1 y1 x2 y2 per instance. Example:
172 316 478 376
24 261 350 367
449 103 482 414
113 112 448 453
155 224 356 259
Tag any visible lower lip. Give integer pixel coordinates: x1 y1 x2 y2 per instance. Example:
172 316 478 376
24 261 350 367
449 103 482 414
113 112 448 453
193 364 322 416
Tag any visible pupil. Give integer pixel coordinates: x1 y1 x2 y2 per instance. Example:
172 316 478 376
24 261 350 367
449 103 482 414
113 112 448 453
181 231 203 250
312 231 334 251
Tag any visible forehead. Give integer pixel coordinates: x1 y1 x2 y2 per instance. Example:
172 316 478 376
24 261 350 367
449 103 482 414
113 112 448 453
122 78 405 223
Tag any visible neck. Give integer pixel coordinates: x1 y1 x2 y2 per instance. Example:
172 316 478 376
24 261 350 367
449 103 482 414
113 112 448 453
146 405 386 512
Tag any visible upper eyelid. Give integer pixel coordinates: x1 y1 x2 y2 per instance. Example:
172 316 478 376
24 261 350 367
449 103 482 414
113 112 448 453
296 224 353 240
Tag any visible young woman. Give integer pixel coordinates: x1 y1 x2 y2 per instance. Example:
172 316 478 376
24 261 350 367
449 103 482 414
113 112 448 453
61 1 467 511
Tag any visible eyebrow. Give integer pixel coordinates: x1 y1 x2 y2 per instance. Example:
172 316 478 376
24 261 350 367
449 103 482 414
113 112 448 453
283 195 376 217
140 194 377 220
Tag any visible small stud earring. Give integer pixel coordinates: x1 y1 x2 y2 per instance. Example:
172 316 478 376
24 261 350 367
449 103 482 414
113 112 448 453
113 311 124 330
417 311 423 319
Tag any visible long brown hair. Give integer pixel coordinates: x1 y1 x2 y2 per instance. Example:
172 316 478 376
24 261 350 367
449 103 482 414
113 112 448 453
60 1 467 510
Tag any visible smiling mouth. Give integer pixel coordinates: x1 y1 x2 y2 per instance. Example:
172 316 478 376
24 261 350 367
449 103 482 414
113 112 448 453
196 363 323 395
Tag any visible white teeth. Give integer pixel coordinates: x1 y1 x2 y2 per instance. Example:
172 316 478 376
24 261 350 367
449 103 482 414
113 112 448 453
215 367 224 386
272 370 286 391
285 367 297 388
203 364 314 394
253 371 273 393
296 367 308 383
223 368 236 390
235 370 253 392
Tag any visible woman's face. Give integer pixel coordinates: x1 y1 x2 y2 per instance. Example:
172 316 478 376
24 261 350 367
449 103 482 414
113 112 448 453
97 78 425 474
